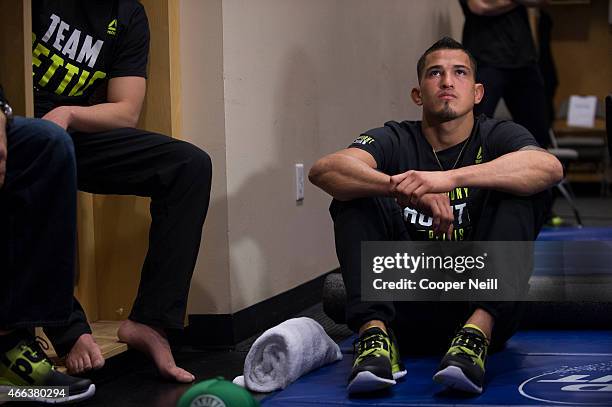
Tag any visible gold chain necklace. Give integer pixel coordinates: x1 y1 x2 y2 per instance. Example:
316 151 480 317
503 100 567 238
431 136 471 171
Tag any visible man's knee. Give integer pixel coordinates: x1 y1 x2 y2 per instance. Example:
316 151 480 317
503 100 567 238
173 141 212 179
475 189 553 241
195 148 212 182
169 141 212 208
509 189 552 231
11 117 75 161
193 147 212 195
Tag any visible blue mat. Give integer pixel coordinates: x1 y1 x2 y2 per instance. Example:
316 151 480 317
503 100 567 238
533 245 612 277
538 227 612 241
261 331 612 406
533 227 612 276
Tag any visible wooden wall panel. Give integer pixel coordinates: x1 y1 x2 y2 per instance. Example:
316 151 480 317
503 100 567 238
93 195 149 320
138 0 182 137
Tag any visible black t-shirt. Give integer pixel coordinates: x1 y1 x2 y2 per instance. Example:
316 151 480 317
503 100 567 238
349 115 537 241
459 0 536 68
32 0 150 117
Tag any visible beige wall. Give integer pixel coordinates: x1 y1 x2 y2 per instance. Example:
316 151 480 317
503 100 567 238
180 0 232 314
180 0 464 314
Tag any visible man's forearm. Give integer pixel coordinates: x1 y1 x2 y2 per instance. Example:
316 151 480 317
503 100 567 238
450 150 563 196
63 102 140 133
309 153 391 200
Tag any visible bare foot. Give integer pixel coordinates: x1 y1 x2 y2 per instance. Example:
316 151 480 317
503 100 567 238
65 333 105 375
117 319 195 383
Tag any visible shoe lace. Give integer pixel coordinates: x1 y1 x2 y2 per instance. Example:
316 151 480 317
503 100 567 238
451 329 489 359
35 336 50 351
21 336 54 368
353 332 389 360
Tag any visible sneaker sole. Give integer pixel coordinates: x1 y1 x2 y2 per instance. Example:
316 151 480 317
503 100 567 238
0 383 96 404
347 371 395 394
392 368 407 380
433 366 482 394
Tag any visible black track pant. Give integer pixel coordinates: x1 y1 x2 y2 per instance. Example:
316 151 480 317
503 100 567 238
44 127 212 356
330 189 550 351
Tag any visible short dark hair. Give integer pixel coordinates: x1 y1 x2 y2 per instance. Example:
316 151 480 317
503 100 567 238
416 37 477 83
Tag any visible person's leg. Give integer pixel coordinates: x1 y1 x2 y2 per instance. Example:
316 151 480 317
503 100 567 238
0 118 94 403
390 302 471 353
474 65 507 118
68 127 211 382
471 189 550 347
330 197 410 393
330 197 412 333
464 308 494 340
0 117 76 329
502 65 555 223
44 298 104 375
433 190 551 393
503 65 550 148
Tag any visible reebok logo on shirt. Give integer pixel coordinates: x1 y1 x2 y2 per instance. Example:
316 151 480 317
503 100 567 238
475 146 483 164
107 19 117 36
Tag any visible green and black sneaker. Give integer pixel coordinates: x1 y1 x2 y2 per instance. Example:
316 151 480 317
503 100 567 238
348 327 398 394
433 324 489 394
0 334 95 404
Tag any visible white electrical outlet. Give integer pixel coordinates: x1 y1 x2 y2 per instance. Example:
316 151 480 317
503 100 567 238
295 163 304 201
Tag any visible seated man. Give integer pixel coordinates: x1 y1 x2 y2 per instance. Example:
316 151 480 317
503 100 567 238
309 37 562 395
0 87 95 403
32 1 212 382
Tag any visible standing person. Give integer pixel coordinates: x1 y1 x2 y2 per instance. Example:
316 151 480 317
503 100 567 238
32 0 212 383
0 86 95 403
460 0 551 147
309 37 562 395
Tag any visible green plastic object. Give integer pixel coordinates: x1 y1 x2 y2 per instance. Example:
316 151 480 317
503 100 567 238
177 377 260 407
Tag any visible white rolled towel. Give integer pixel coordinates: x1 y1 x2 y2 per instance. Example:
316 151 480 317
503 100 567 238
233 317 342 392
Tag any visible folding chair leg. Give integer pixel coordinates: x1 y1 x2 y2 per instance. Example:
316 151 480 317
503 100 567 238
556 182 583 227
564 179 577 200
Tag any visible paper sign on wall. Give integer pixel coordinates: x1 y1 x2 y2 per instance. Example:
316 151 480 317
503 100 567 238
567 95 597 128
